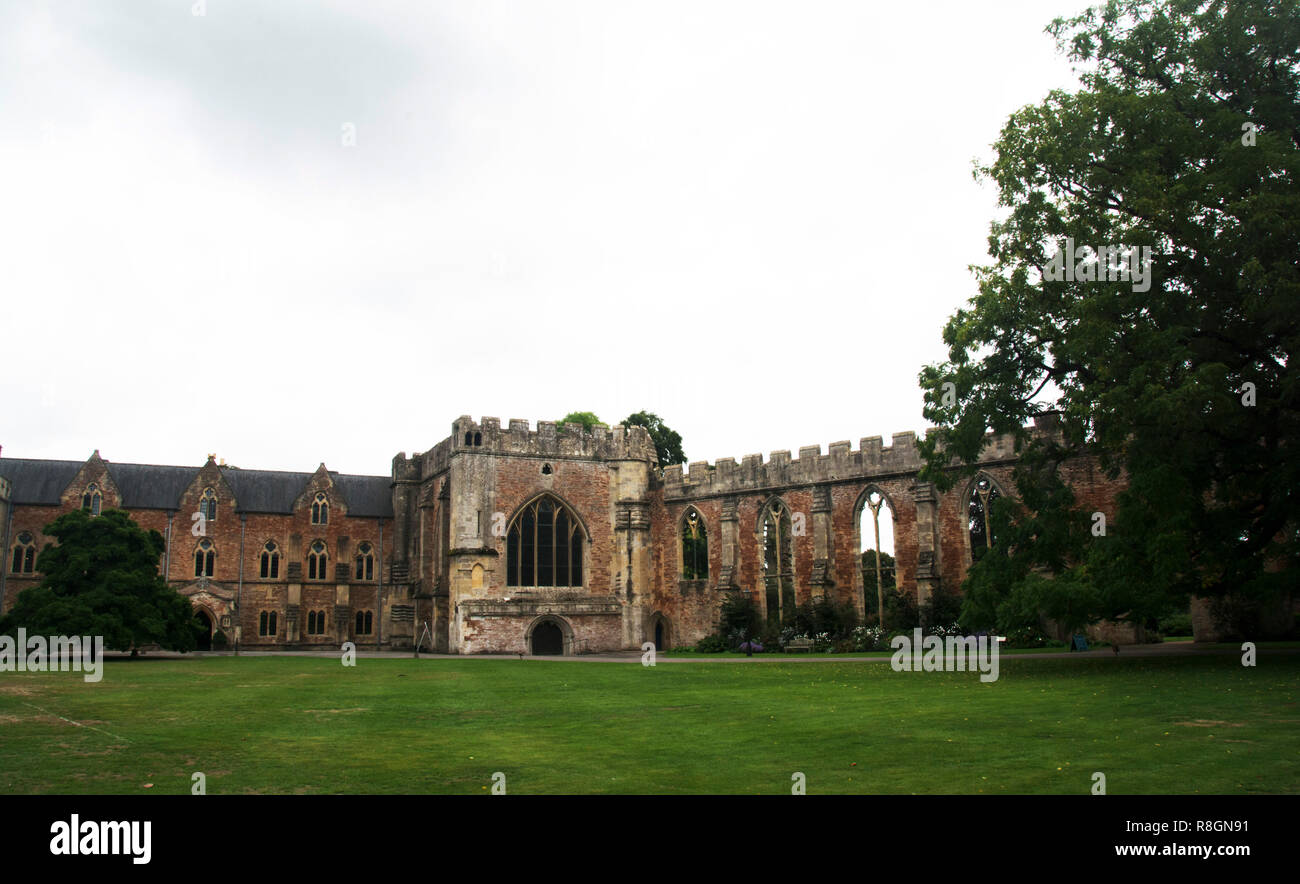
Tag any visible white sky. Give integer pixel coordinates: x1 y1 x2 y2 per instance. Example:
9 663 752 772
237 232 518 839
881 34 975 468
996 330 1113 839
0 0 1086 476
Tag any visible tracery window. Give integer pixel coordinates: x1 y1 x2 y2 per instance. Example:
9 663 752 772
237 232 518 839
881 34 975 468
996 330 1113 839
200 487 218 522
681 508 708 580
354 542 374 581
968 475 1002 562
194 539 215 577
260 541 280 579
311 493 328 525
11 532 35 574
82 484 101 515
307 540 328 580
759 500 795 625
506 496 583 588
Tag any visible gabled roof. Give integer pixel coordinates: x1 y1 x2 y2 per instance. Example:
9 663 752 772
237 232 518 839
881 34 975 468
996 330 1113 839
0 457 393 518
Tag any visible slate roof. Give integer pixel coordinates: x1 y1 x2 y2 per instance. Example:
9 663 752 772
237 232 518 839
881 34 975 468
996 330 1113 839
0 457 392 518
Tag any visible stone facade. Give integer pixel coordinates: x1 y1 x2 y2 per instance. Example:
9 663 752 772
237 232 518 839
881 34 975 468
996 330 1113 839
0 414 1130 653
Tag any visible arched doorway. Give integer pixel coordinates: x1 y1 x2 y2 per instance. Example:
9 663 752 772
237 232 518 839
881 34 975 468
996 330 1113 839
194 609 213 651
649 613 671 651
531 621 564 655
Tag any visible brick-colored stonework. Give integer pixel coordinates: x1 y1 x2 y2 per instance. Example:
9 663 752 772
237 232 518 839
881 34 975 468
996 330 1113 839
0 415 1129 653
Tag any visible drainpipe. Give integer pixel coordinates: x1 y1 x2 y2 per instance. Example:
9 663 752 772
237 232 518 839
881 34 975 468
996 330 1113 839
377 516 384 649
237 512 246 656
164 511 174 584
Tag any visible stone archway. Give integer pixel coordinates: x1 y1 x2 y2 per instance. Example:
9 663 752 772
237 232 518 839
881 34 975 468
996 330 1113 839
194 609 214 651
526 615 573 656
648 613 671 651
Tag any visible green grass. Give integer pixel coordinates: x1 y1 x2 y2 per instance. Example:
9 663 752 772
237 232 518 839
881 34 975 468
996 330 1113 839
1 654 1296 794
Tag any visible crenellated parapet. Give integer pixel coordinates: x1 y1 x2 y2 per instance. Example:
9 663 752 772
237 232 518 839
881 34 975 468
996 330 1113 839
446 416 658 465
662 421 1049 501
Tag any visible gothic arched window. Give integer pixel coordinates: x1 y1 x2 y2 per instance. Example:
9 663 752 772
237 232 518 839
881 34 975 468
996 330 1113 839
11 532 36 574
311 493 329 525
759 500 795 625
506 496 583 588
355 610 373 635
260 541 280 579
354 542 374 581
82 484 101 515
194 539 215 577
968 474 1002 562
307 540 328 580
200 487 218 522
681 508 708 580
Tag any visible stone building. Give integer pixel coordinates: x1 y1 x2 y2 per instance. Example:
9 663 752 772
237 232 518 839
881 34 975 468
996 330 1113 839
0 415 1124 654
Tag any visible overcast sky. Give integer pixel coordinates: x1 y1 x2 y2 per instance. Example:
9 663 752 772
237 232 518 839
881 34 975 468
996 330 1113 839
0 0 1087 476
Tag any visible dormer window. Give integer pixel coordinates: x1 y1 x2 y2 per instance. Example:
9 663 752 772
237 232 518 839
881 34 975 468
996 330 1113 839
311 493 328 525
200 487 218 522
82 484 101 515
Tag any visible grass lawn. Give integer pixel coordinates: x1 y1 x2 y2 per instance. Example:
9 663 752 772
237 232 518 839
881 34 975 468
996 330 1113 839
1 653 1296 794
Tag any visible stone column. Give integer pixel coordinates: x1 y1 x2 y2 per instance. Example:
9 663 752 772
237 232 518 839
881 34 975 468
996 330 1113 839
913 481 940 615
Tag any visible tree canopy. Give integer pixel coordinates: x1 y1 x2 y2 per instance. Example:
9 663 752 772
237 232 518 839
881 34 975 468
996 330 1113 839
917 0 1299 632
556 411 603 431
622 410 687 466
0 509 200 653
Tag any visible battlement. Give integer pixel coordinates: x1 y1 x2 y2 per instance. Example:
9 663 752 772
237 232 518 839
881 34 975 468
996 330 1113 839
391 416 657 482
661 419 1050 499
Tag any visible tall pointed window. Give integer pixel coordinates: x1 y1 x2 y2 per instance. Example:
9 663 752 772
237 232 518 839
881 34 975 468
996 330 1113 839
506 496 583 588
354 542 374 581
194 539 215 577
311 493 329 525
11 532 36 574
968 475 1001 562
355 610 373 635
200 487 218 522
82 484 101 515
307 540 328 580
681 508 708 579
259 610 278 636
759 500 795 626
260 541 280 579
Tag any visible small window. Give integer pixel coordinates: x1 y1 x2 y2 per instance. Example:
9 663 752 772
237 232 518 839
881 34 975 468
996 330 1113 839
311 492 329 525
11 531 36 574
82 484 101 515
307 540 328 580
260 541 280 579
541 463 552 475
464 432 473 446
259 610 278 637
355 610 373 635
473 432 482 446
354 542 374 581
200 487 218 522
194 539 215 578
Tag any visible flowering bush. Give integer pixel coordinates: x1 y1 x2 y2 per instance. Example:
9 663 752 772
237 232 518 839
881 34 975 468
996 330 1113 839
852 625 887 651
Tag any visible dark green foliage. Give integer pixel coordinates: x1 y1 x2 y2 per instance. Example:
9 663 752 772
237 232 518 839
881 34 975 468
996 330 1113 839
919 0 1300 626
622 411 687 467
212 630 229 650
791 596 860 641
0 509 198 653
718 592 763 643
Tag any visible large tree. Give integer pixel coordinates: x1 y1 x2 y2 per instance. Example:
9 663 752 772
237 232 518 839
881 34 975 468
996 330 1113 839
917 0 1298 632
622 411 687 466
0 509 200 653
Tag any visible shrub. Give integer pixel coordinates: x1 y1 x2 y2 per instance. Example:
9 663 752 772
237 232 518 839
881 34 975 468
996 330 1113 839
695 634 729 653
211 630 229 650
